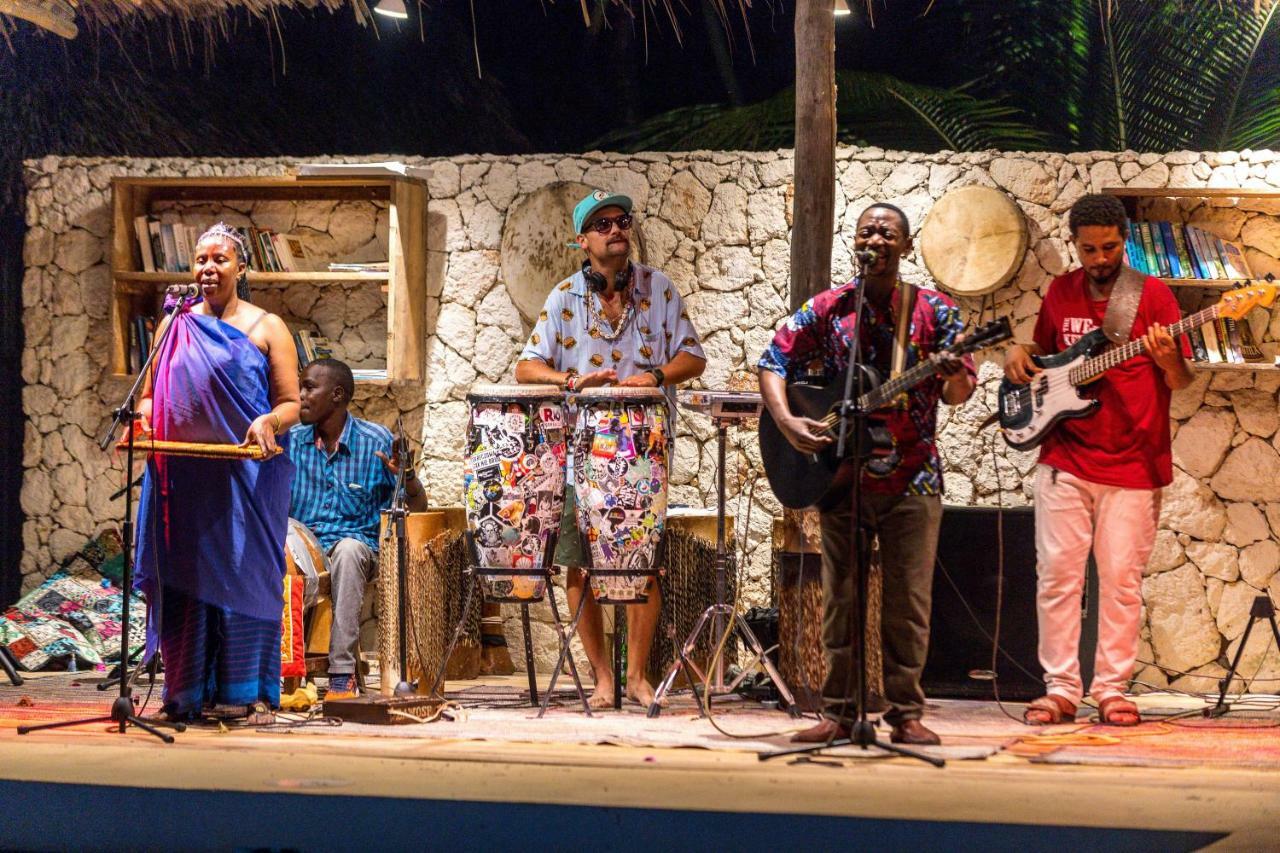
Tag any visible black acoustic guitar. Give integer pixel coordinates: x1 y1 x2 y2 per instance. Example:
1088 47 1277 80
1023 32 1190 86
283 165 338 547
760 318 1012 510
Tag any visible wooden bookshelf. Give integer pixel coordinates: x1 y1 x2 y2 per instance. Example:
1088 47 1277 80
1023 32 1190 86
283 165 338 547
110 175 426 382
1103 185 1278 370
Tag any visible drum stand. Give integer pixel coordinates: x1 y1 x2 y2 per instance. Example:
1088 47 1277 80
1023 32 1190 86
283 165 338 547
648 419 800 718
429 531 594 716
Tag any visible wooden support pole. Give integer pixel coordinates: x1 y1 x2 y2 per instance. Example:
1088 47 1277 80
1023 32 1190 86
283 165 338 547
790 0 837 311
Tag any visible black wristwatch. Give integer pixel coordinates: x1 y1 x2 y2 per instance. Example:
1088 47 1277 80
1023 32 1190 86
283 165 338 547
647 367 666 387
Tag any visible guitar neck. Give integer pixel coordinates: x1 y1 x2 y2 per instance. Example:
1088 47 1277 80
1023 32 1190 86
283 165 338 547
859 353 943 410
1071 305 1218 383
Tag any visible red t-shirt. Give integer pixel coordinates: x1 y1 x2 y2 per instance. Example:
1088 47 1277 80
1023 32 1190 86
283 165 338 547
1032 268 1190 489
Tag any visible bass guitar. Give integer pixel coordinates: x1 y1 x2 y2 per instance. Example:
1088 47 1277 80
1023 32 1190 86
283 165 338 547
760 318 1012 510
998 281 1277 451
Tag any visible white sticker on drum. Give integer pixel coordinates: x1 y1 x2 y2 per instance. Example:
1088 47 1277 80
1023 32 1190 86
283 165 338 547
473 408 503 427
505 412 527 434
470 449 501 472
537 404 564 429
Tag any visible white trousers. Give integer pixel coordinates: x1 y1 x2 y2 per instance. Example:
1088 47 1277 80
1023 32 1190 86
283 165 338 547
1032 464 1160 706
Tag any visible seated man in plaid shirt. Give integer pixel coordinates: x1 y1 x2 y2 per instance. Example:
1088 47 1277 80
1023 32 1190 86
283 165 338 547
288 359 427 699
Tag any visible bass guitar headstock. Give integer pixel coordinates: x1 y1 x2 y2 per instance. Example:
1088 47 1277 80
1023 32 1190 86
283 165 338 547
1218 274 1278 320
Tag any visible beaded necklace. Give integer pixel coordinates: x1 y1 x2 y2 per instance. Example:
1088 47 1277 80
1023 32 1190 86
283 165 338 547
587 290 635 342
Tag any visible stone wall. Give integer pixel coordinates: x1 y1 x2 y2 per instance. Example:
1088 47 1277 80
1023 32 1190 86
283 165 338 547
19 147 1280 689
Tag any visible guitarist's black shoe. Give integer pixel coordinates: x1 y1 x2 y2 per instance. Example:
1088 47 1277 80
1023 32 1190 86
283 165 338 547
791 718 851 743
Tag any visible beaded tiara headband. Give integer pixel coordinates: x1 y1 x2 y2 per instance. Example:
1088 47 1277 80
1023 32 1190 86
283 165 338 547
198 221 252 267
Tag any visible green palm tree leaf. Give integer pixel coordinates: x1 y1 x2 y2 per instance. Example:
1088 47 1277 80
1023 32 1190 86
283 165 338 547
591 70 1047 153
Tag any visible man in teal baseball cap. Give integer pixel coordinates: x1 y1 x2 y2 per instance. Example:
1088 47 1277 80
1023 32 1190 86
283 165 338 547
516 189 706 710
567 189 634 250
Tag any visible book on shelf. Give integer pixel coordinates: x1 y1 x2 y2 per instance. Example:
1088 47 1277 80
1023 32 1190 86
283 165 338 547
172 224 192 274
326 261 390 273
1187 326 1209 362
1218 239 1252 279
1214 317 1240 363
1201 317 1224 363
1157 222 1182 278
133 216 156 272
311 335 334 360
297 161 430 180
350 368 388 382
129 314 156 374
276 233 321 272
1171 226 1196 279
1141 220 1162 274
1238 318 1265 363
1224 317 1244 364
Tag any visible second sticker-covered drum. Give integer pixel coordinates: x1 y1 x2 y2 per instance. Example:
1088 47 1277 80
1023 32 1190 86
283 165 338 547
572 386 669 604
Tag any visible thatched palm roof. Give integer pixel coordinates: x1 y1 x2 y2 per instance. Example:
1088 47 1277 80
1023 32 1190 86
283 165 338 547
3 1 753 46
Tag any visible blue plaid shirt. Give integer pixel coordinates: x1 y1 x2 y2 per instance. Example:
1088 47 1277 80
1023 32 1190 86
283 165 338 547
288 414 396 550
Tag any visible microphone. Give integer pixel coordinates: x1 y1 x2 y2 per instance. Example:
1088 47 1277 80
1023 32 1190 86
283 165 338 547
165 283 200 297
853 249 878 266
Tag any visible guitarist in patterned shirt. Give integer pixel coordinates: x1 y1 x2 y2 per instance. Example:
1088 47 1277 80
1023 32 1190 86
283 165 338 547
1004 194 1192 727
758 203 976 745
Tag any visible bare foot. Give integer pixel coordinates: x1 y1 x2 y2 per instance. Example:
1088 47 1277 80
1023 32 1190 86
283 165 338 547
588 670 616 709
626 678 666 708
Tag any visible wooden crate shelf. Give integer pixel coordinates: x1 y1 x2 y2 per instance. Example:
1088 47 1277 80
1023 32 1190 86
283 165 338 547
110 174 426 383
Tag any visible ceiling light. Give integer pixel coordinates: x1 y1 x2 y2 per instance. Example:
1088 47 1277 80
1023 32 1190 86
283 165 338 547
373 0 409 20
834 0 852 15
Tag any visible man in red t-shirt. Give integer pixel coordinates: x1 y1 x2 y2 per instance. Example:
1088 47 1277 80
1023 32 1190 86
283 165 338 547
1004 194 1193 727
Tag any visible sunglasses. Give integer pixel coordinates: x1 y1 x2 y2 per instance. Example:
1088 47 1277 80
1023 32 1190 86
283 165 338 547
584 213 633 235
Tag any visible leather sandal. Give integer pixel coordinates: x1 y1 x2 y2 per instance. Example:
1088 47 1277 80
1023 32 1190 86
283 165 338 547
1097 695 1141 726
1023 694 1077 725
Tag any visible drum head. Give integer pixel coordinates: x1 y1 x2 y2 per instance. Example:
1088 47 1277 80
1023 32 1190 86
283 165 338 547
468 383 564 402
919 185 1028 297
575 386 666 402
285 519 326 608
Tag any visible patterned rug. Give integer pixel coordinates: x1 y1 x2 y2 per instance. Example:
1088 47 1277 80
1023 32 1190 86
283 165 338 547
0 530 146 672
1029 716 1280 768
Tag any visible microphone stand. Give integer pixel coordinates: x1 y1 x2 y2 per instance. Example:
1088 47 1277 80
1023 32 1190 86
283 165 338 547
761 257 943 768
384 419 415 697
19 291 195 742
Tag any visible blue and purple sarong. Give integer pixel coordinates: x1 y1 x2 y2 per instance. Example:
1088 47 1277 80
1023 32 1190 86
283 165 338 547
135 307 293 718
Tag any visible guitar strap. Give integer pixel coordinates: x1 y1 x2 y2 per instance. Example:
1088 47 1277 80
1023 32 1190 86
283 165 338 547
1101 265 1146 344
891 280 917 379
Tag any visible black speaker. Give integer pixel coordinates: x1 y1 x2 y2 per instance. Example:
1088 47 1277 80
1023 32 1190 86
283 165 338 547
924 505 1049 700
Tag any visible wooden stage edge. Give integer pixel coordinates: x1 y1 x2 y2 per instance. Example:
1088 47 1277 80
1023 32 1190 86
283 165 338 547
0 686 1277 850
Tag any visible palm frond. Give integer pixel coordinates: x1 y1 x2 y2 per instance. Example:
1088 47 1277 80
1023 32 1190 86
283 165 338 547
1211 0 1280 149
591 70 1048 153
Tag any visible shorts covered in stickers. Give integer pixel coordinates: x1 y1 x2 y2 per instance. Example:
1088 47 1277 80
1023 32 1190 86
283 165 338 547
462 384 568 602
571 386 669 604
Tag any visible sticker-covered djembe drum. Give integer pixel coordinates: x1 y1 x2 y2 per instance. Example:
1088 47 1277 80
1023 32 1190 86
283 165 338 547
571 386 669 604
462 384 567 602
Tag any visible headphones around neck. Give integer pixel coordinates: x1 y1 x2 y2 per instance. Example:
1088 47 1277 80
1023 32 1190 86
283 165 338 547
582 260 633 293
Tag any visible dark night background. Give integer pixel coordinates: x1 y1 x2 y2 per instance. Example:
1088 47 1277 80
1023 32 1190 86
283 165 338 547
2 0 1277 605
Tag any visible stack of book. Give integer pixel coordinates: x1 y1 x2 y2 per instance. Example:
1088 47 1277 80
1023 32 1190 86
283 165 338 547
132 217 317 273
1186 316 1266 365
292 329 333 367
128 315 157 374
1125 220 1253 281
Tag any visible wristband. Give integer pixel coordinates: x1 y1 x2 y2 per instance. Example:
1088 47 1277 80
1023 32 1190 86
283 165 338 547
647 368 666 387
270 412 282 433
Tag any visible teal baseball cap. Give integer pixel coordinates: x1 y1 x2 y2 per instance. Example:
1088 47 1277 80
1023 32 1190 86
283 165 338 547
568 189 633 248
